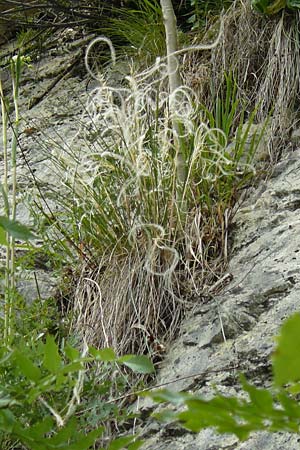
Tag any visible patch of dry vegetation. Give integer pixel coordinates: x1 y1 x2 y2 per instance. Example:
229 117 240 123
184 1 300 161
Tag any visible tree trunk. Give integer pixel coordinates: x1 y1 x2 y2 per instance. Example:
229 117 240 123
160 0 186 188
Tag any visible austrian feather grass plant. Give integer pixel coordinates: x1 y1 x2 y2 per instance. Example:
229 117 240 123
44 35 263 355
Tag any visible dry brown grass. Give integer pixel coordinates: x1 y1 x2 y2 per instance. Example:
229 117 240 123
66 207 228 356
68 251 184 355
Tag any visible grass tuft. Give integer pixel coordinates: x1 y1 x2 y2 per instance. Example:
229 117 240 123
38 34 265 356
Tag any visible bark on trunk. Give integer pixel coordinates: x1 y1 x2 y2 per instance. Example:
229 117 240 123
160 0 186 186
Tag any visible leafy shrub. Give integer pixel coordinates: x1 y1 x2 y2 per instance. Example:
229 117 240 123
0 334 154 449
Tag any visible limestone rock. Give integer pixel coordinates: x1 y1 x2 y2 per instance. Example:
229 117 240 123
140 149 300 449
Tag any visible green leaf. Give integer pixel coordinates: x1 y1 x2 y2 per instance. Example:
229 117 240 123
43 335 62 374
0 409 16 432
251 0 286 14
44 418 77 445
128 441 144 450
21 417 53 440
65 344 80 362
89 347 116 362
273 313 300 386
0 396 19 408
61 361 85 374
177 396 252 440
13 349 42 382
118 355 155 374
287 382 300 395
154 409 177 423
241 376 274 414
277 390 300 421
287 0 300 9
0 226 8 245
0 184 10 216
107 435 136 450
145 388 189 405
0 215 37 240
65 427 104 450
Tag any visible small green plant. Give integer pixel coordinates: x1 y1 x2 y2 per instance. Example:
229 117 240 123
147 312 300 440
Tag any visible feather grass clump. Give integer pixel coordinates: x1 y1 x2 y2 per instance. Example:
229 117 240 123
47 34 262 355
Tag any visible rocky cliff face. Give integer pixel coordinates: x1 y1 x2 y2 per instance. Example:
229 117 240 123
0 28 96 301
140 151 300 449
1 25 300 449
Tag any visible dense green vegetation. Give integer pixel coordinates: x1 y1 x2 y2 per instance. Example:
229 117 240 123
0 0 300 448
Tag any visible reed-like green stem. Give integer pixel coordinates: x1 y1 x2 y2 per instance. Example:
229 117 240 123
0 78 11 344
0 55 23 343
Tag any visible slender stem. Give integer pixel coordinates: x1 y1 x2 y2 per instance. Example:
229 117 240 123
0 78 11 343
9 57 21 324
0 55 23 343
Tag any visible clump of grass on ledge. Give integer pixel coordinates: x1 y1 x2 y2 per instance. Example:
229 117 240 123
40 38 263 356
186 1 300 161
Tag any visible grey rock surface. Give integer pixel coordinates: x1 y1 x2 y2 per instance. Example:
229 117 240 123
0 29 103 300
140 149 300 449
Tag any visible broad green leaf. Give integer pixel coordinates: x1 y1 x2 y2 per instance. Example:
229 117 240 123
252 0 286 14
89 347 116 362
277 390 300 420
43 335 62 374
19 420 103 450
177 397 251 440
61 361 85 374
27 374 57 402
0 215 37 240
288 382 300 395
273 313 300 386
287 0 300 8
118 355 155 374
13 350 42 382
154 409 177 423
